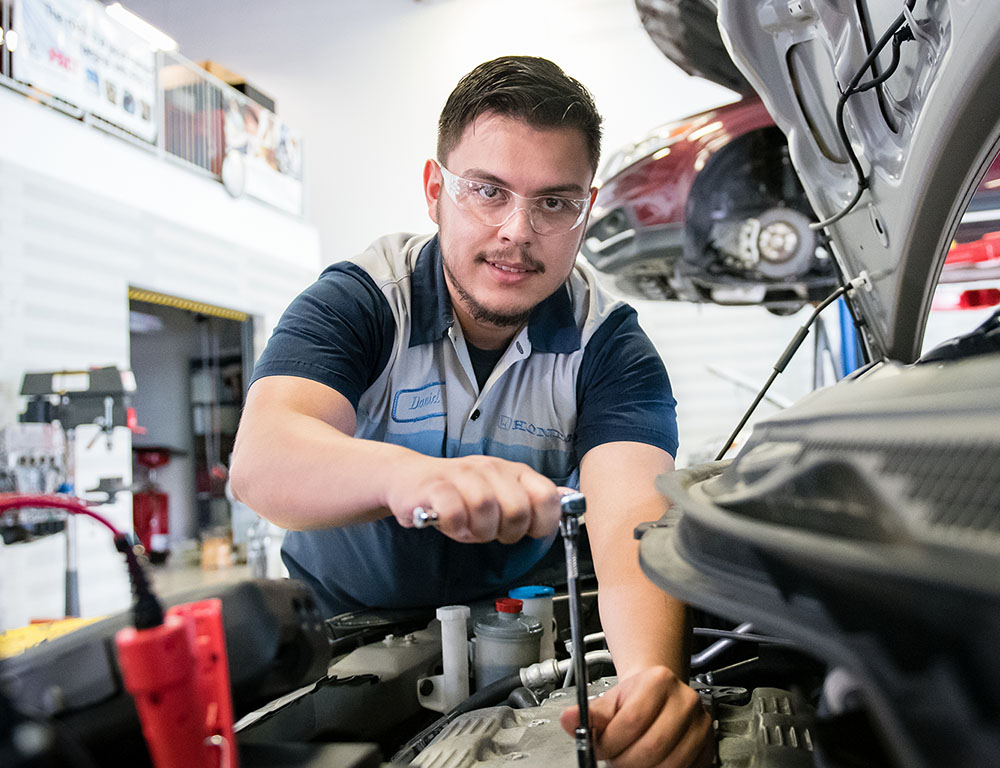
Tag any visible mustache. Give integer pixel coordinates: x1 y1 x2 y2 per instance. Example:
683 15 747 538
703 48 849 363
476 247 545 274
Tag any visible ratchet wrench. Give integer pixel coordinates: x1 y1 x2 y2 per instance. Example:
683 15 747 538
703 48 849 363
411 493 596 765
559 492 597 768
412 506 439 528
412 490 580 532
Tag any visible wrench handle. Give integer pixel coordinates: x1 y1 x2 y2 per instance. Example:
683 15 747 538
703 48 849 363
560 494 596 768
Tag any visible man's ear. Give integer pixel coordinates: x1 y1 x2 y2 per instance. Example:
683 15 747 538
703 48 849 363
424 159 442 225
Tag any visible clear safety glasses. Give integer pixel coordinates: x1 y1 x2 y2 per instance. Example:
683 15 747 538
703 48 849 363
437 163 592 236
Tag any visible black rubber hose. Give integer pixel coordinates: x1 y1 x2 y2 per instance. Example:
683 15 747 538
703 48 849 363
507 686 542 709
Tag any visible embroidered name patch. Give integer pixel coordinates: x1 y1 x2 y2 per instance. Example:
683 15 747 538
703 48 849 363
392 382 446 423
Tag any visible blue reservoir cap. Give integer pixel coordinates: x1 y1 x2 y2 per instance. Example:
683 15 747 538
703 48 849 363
509 585 555 599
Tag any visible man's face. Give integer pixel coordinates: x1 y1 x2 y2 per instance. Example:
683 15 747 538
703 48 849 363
424 112 597 348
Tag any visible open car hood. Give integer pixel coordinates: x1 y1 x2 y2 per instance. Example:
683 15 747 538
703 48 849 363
635 0 751 93
717 0 1000 362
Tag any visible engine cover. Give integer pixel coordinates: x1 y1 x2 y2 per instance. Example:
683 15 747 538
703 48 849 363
410 679 816 767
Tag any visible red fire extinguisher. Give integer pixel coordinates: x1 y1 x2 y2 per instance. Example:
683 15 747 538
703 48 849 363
134 449 171 563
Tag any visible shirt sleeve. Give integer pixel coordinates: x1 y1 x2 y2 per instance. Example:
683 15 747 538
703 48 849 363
250 262 395 410
574 304 678 458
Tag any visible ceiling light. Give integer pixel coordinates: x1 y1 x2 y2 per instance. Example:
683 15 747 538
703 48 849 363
105 3 179 52
129 311 165 333
6 29 18 52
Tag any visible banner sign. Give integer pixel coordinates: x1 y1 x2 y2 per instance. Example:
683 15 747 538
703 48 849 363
14 0 157 142
222 94 304 215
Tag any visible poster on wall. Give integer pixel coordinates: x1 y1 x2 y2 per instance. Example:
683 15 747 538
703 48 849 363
13 0 157 143
222 94 304 215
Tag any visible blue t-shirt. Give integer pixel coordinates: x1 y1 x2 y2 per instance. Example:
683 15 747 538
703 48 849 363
251 233 677 616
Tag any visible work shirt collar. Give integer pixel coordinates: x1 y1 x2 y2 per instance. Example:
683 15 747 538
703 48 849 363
408 235 581 354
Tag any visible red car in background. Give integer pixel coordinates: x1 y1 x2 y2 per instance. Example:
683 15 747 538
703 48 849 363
582 96 835 314
582 0 1000 314
940 151 1000 286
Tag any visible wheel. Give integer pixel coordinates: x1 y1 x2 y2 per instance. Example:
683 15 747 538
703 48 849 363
747 206 817 279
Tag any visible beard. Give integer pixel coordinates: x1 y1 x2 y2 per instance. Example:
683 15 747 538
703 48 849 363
437 197 548 330
441 248 540 329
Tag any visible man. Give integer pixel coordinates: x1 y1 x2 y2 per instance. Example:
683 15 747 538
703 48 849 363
231 56 713 767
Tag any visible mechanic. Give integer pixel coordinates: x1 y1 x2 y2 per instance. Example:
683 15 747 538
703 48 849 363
231 55 713 767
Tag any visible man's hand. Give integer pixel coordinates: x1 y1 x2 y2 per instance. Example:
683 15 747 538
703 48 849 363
559 666 715 768
386 454 563 544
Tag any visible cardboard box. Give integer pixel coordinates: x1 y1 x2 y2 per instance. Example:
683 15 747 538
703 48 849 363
199 60 276 112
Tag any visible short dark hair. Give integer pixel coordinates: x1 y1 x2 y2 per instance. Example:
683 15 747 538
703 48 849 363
437 56 603 174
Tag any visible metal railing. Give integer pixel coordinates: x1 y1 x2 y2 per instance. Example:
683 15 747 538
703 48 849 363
159 52 228 178
0 1 303 215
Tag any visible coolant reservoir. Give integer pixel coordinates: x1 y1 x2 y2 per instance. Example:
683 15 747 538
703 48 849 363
473 598 542 690
509 585 555 660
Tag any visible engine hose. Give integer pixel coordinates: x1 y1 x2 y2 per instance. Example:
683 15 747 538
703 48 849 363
506 687 542 709
390 673 523 764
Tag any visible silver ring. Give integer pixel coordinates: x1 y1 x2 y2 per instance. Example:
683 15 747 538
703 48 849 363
412 506 440 528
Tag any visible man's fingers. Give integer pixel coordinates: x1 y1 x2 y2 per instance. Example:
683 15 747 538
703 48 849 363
450 469 504 541
561 668 714 768
392 457 562 544
521 471 562 538
590 670 666 759
602 687 713 768
560 667 715 768
420 483 472 538
559 698 614 739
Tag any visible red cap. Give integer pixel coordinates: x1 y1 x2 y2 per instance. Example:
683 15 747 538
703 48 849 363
496 598 523 614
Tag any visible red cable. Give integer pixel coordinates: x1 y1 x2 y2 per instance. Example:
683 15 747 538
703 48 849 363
0 493 122 537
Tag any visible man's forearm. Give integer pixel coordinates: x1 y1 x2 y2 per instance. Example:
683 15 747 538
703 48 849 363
230 376 422 530
232 401 411 529
579 441 689 680
231 376 564 541
598 579 690 681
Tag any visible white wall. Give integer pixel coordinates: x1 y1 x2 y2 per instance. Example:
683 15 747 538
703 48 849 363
0 86 321 423
115 0 837 461
0 85 321 628
107 0 818 459
119 0 739 260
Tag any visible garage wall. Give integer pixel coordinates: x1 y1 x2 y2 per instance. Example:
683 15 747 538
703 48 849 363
632 298 828 465
119 0 740 259
0 86 321 425
0 86 321 629
104 0 837 467
111 0 825 463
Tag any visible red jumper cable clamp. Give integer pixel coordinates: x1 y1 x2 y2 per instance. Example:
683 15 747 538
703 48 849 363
0 493 239 768
115 599 238 768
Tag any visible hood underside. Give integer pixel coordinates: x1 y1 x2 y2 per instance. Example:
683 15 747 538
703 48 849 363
717 0 1000 362
639 350 1000 767
635 0 751 93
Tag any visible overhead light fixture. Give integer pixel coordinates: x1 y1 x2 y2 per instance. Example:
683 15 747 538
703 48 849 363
129 310 165 334
6 29 18 52
105 2 179 52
